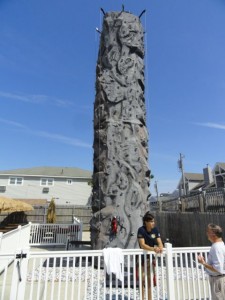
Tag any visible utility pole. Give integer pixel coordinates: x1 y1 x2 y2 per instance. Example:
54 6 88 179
154 181 161 211
178 153 186 196
154 181 159 201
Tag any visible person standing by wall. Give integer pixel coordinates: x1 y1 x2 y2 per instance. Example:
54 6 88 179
198 223 225 300
137 212 163 300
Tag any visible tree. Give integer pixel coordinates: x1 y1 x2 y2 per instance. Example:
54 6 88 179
47 198 56 223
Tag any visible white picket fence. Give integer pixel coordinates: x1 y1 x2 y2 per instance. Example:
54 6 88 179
0 223 83 249
29 223 82 246
0 244 211 300
0 223 82 274
0 224 212 300
0 224 31 274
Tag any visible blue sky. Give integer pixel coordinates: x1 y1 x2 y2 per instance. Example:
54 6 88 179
1 0 225 195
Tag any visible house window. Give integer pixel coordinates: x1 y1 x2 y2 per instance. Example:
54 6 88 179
9 177 23 185
0 186 6 193
42 187 49 193
67 179 73 185
41 178 54 186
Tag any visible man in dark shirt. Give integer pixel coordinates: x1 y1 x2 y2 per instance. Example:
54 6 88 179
137 212 163 300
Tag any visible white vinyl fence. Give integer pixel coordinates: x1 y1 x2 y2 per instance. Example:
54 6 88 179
29 223 82 246
0 224 30 273
0 223 82 275
0 244 211 300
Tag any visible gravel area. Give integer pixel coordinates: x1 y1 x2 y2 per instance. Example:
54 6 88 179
27 264 209 300
27 265 169 299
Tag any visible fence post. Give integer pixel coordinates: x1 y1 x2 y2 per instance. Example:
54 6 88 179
202 190 206 212
199 193 204 212
181 197 185 212
28 222 32 243
10 248 29 300
17 225 22 249
165 243 175 300
79 222 83 241
0 232 2 250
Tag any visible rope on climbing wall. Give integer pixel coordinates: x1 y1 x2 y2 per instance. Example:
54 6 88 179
97 9 103 225
144 11 151 133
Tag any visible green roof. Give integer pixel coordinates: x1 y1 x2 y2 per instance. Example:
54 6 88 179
0 166 92 178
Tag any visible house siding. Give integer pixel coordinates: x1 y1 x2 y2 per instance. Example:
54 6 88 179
0 174 92 206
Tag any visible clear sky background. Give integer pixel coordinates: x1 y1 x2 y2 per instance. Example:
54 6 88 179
1 0 225 196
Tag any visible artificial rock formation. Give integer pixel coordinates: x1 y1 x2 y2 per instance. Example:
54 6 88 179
91 10 150 250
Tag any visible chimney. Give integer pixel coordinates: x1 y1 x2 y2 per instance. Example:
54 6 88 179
203 165 213 186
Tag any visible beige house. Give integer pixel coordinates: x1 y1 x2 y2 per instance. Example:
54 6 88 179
177 163 225 195
177 172 204 196
0 166 92 206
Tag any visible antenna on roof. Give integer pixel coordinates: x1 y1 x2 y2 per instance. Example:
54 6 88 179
122 4 124 11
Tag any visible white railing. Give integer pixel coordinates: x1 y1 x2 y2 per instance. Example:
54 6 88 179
172 246 211 300
0 244 211 300
0 224 30 252
0 223 83 275
0 224 30 273
0 223 83 248
29 223 83 246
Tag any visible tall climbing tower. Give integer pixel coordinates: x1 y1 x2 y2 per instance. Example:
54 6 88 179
91 8 150 250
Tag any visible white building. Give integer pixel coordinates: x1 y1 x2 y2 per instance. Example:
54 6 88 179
0 166 92 205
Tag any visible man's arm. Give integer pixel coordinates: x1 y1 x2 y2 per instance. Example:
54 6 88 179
198 255 221 273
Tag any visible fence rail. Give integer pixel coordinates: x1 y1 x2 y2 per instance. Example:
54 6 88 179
0 224 30 273
0 244 211 300
0 224 212 299
29 223 83 246
151 187 225 213
0 223 83 250
0 205 92 230
0 223 83 274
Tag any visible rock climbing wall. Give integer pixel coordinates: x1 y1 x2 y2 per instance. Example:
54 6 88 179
91 10 150 250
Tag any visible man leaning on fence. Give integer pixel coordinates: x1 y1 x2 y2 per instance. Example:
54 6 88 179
137 212 163 300
198 223 225 300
